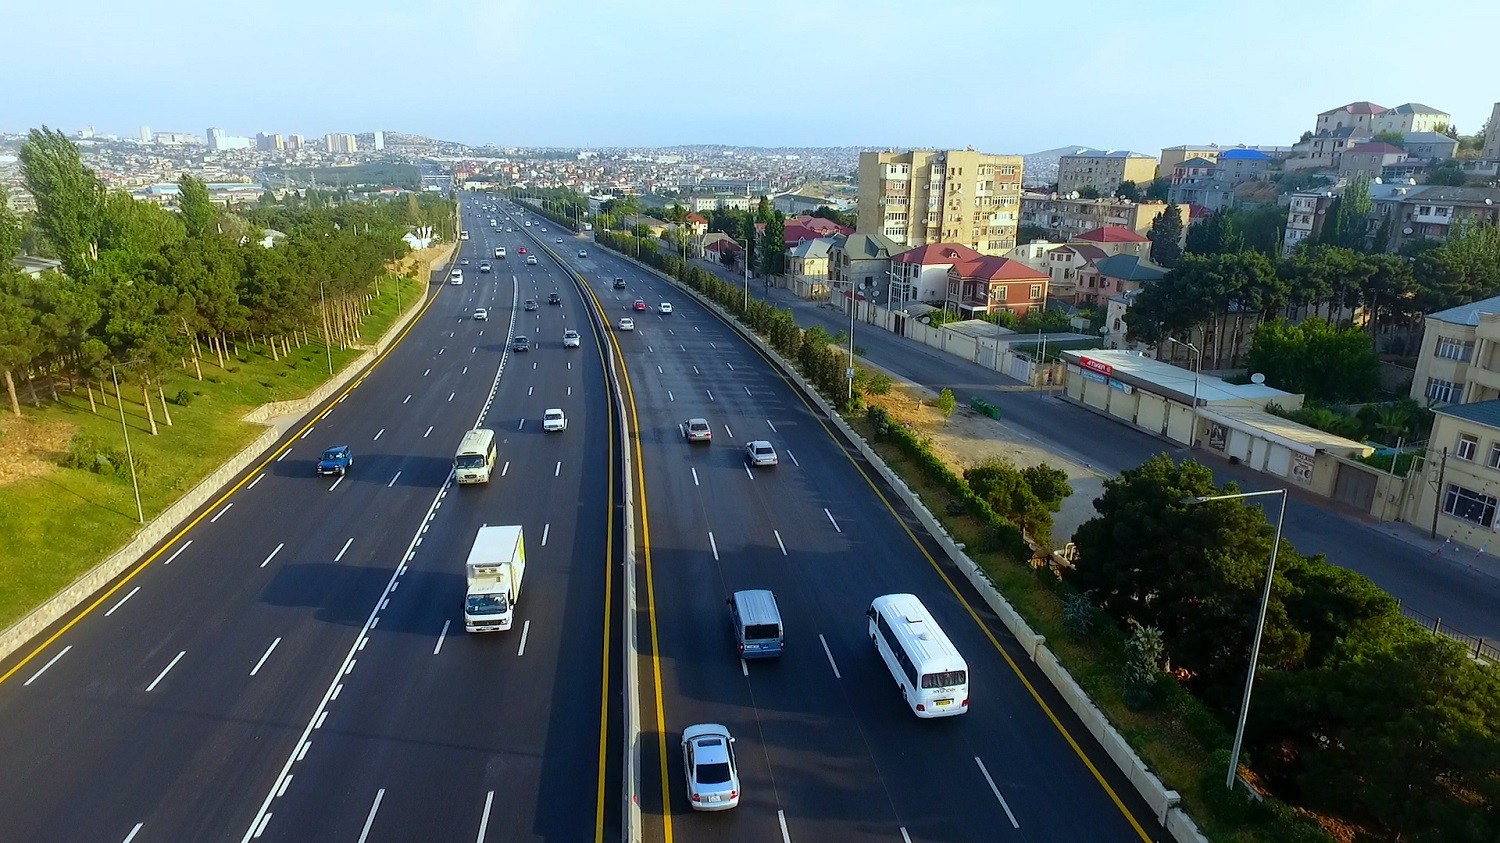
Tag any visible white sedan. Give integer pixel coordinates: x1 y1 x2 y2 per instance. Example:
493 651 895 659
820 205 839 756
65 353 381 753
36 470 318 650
542 409 567 432
563 329 581 348
618 317 635 331
683 724 739 811
745 440 779 467
658 302 673 314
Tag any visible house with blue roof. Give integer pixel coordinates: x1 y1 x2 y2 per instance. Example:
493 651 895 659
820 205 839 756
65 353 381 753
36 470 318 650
1167 148 1274 211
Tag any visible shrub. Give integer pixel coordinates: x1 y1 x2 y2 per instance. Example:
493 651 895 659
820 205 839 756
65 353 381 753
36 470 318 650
171 389 194 407
1122 623 1166 710
936 388 957 417
59 433 140 478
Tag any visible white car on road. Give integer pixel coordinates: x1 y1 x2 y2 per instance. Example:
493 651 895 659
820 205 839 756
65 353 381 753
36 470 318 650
449 269 463 285
745 440 779 467
618 317 635 331
563 329 581 348
473 308 488 321
682 724 739 811
543 409 567 432
659 302 673 314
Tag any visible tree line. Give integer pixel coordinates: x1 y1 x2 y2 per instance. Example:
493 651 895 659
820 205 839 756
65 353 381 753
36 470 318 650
0 127 455 422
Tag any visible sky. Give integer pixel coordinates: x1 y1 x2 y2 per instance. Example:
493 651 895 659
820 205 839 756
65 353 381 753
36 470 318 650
3 0 1496 154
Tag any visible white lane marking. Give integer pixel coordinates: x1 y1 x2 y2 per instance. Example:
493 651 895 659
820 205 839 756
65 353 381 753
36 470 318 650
247 472 265 490
901 829 912 843
824 509 841 533
388 471 401 488
473 347 478 353
501 462 510 476
250 638 282 676
123 822 143 843
297 742 311 761
693 366 700 375
695 326 701 332
744 386 753 396
424 426 434 438
567 386 571 396
261 543 284 568
439 348 446 355
740 658 748 676
300 428 314 440
276 450 289 462
373 428 384 441
710 342 718 349
463 366 468 374
532 362 537 369
253 813 271 838
725 425 733 439
541 524 550 546
106 586 141 616
403 395 411 404
744 464 754 479
335 538 354 561
146 650 186 692
210 503 233 523
706 389 714 402
554 461 561 477
708 532 719 561
517 620 532 656
23 645 72 686
767 420 777 433
778 810 791 843
328 476 344 492
679 344 685 351
518 419 525 430
435 620 451 655
164 540 193 564
356 789 385 843
668 390 674 402
786 449 800 467
774 530 787 556
975 757 1021 828
691 467 699 487
820 634 842 678
423 368 431 377
649 346 655 353
657 366 663 374
448 392 456 402
476 791 495 843
528 387 533 396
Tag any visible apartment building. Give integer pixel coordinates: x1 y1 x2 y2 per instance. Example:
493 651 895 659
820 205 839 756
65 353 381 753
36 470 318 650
1314 101 1385 135
1339 142 1408 181
1403 132 1458 160
1018 193 1183 241
1370 103 1450 135
856 149 1024 256
1167 149 1273 211
1411 294 1500 408
1371 185 1500 253
1411 401 1500 551
1056 149 1157 196
256 133 285 152
1158 145 1226 179
1283 191 1336 256
324 133 358 154
1484 102 1500 160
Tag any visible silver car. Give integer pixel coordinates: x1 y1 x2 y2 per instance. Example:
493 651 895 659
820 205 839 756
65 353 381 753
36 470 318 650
682 724 739 811
745 440 778 467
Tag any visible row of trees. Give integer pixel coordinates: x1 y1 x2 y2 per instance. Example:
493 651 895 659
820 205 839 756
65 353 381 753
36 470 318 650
0 127 453 421
1070 456 1500 840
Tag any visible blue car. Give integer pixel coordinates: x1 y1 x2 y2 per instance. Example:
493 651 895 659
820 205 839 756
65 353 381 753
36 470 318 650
317 445 353 476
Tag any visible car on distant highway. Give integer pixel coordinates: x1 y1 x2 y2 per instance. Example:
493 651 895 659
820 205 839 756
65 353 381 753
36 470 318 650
633 299 647 311
613 278 627 289
526 255 538 265
685 418 712 443
479 261 492 273
659 302 673 314
524 299 539 311
517 247 527 254
316 445 353 476
542 409 568 433
540 227 547 232
682 724 739 811
511 335 530 352
563 329 581 348
549 293 561 305
461 258 469 266
745 440 779 467
555 237 564 243
449 269 463 285
578 249 588 257
618 317 635 331
473 308 488 321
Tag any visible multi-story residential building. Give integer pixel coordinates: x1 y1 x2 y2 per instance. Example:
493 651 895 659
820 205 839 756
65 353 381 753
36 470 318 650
1294 126 1371 171
1084 254 1164 306
1056 149 1157 196
944 255 1048 318
687 194 751 213
1484 102 1500 161
1158 145 1226 179
1411 400 1500 552
1070 225 1150 259
786 238 833 282
888 243 981 305
1018 193 1183 241
1410 294 1500 407
1371 185 1500 252
856 148 1024 256
1044 243 1107 302
373 131 385 151
1403 132 1458 161
256 133 285 152
287 134 304 152
1167 148 1273 210
1005 240 1064 272
1339 141 1408 181
139 126 152 143
1370 103 1450 135
207 127 227 151
1283 191 1336 256
829 232 900 296
1314 101 1386 135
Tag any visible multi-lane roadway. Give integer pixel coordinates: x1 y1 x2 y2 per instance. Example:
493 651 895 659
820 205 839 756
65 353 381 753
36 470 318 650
0 197 1165 842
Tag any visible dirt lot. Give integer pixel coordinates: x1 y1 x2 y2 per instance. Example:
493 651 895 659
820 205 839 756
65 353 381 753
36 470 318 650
0 411 74 488
864 377 1105 547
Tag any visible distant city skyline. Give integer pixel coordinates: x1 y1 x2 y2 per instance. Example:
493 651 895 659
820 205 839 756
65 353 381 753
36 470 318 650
6 0 1496 154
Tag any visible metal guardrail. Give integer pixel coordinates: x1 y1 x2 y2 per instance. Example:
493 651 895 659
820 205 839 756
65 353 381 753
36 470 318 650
1397 600 1499 663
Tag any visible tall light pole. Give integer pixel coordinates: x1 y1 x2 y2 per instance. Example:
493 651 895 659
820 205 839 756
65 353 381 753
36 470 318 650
111 362 145 524
1186 488 1287 790
734 237 751 311
319 281 334 375
1166 337 1201 448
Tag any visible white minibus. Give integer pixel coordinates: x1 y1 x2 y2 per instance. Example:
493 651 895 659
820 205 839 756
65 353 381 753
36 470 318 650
454 428 498 484
867 593 969 717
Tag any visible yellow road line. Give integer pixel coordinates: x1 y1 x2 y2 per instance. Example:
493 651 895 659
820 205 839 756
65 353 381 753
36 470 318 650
589 275 617 843
0 273 447 688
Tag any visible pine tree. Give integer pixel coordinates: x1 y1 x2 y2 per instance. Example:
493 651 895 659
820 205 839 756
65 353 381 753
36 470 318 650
1147 203 1184 268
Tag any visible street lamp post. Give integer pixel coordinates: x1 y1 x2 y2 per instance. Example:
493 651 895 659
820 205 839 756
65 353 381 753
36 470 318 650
733 237 751 312
1186 488 1288 790
319 281 334 375
110 362 145 524
1166 337 1201 448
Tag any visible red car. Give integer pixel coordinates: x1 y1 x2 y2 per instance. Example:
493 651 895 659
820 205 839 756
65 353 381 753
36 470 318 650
518 247 527 254
634 299 647 311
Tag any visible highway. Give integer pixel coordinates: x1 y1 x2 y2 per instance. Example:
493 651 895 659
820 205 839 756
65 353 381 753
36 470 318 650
557 221 1162 842
0 200 620 841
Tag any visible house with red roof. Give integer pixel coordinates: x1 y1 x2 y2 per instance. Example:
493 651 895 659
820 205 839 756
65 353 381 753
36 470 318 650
685 212 708 236
945 256 1049 318
1070 226 1150 259
890 243 981 304
788 215 852 237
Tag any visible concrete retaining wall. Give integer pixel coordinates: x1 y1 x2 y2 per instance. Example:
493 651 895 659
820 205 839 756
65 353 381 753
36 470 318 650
623 252 1209 843
0 269 441 665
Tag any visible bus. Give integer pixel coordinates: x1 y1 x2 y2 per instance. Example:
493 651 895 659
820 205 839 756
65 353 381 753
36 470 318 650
454 428 498 484
867 594 969 718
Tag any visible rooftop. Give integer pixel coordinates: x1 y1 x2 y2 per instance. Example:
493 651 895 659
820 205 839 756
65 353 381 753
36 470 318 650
1074 225 1149 244
951 255 1048 281
1094 254 1166 282
1436 400 1500 429
1429 293 1500 327
892 243 981 266
1320 101 1386 117
1219 149 1271 161
1061 148 1155 159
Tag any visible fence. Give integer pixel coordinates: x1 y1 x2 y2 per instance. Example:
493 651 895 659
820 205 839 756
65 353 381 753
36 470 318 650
1396 599 1500 664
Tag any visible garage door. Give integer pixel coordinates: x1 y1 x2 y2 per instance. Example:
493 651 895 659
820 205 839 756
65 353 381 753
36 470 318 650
1332 464 1378 512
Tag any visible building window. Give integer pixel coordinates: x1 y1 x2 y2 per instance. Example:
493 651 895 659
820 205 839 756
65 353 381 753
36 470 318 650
991 285 1007 301
1444 483 1497 527
1488 444 1500 470
1030 284 1043 299
1426 378 1461 403
1436 337 1475 361
1457 433 1479 461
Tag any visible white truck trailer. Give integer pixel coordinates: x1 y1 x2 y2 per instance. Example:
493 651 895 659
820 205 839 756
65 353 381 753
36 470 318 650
464 525 526 632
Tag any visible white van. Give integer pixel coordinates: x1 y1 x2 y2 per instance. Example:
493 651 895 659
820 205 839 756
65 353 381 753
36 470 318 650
867 594 969 717
495 247 506 259
454 428 498 484
727 590 783 659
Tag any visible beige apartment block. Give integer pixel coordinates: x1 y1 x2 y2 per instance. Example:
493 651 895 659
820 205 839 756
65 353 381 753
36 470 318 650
1370 102 1450 136
1483 102 1500 160
1158 145 1224 179
1056 149 1157 196
1020 194 1182 241
1410 401 1500 553
857 149 1023 256
1410 294 1500 408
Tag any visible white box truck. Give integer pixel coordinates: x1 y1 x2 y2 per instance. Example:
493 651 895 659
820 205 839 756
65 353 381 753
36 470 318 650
464 525 526 632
